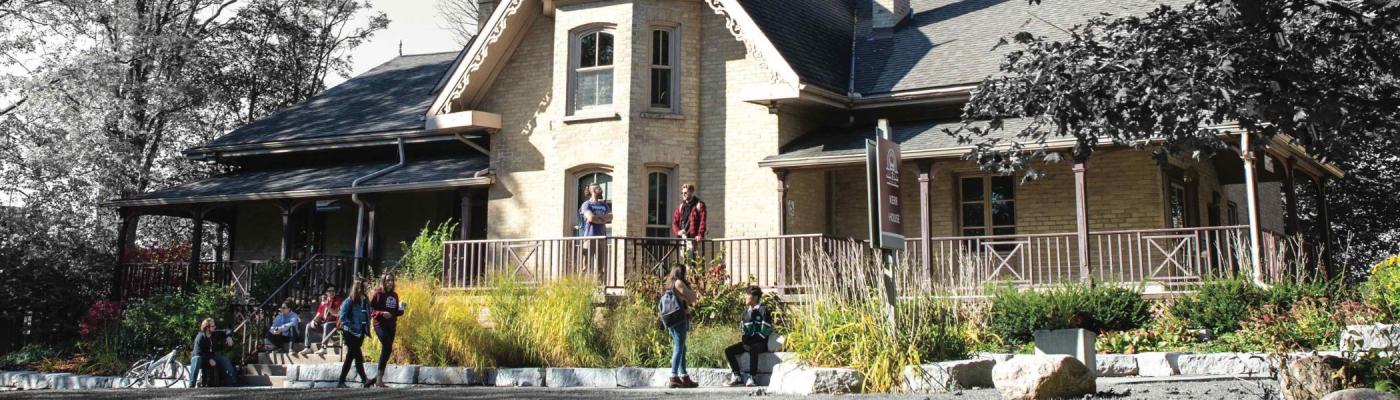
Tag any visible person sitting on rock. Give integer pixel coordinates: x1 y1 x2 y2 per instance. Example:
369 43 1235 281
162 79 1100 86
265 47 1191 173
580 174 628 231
725 285 773 387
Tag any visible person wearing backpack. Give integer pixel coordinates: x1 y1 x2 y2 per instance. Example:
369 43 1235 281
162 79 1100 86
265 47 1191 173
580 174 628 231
660 267 700 388
725 286 773 386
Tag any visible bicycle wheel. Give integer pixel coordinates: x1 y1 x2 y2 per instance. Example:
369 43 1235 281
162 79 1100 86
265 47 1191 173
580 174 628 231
165 360 188 388
122 359 153 387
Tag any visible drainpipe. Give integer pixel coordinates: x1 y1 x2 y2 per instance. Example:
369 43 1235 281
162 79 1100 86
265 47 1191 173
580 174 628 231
352 138 407 277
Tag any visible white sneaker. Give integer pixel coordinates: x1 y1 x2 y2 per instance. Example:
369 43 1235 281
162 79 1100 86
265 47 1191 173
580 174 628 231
745 374 756 387
298 348 314 355
315 347 327 355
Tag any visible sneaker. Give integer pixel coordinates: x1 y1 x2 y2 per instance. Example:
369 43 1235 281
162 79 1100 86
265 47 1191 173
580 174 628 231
299 348 314 355
315 347 328 355
680 375 699 388
726 373 745 386
667 376 682 388
745 375 757 387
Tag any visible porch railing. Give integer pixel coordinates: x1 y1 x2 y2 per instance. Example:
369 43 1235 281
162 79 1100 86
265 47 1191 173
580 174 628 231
440 225 1303 296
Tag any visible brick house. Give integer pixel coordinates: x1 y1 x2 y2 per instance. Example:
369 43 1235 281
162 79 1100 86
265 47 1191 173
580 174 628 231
108 0 1340 297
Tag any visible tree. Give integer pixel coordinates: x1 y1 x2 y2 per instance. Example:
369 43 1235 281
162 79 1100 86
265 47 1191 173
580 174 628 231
0 0 387 344
437 0 479 45
956 0 1400 273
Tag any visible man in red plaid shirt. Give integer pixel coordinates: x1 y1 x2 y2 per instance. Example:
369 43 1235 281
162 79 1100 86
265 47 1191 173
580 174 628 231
672 184 707 257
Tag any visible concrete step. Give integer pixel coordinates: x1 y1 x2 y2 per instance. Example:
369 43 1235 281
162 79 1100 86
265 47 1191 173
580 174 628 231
240 364 287 376
238 374 286 387
258 351 344 365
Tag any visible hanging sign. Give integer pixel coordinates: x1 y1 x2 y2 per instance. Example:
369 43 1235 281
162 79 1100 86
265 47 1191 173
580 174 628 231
866 120 905 250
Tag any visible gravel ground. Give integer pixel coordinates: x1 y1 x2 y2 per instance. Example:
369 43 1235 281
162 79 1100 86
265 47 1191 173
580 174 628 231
0 376 1281 400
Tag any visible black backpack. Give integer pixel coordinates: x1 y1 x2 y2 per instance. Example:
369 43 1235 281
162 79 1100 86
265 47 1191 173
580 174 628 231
658 287 688 328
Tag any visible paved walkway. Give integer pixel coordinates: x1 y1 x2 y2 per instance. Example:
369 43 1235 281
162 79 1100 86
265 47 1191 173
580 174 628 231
0 376 1279 399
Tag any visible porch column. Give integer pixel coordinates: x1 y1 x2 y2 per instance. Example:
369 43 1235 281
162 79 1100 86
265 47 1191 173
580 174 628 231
364 196 379 269
776 170 789 235
214 223 226 262
458 188 473 240
1241 133 1266 286
1283 164 1301 237
112 208 140 300
278 201 296 261
1073 161 1091 282
916 160 935 282
1315 177 1335 278
187 206 205 290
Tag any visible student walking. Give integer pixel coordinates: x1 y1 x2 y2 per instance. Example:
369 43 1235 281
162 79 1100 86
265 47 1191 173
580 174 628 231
265 300 301 353
368 273 404 388
302 285 343 355
337 279 372 388
660 267 700 388
725 286 773 386
672 184 707 259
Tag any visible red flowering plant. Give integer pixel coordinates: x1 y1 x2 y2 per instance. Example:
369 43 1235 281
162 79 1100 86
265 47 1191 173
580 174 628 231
79 300 122 338
125 242 192 264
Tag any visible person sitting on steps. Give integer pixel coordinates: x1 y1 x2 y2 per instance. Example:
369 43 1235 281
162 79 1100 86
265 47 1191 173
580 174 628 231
301 285 343 355
264 299 301 354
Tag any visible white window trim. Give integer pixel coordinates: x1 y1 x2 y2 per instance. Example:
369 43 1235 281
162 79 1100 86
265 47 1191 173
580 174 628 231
648 25 680 113
568 26 617 116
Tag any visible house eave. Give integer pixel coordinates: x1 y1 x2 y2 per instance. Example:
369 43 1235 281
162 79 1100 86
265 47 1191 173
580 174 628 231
184 128 491 159
105 176 496 208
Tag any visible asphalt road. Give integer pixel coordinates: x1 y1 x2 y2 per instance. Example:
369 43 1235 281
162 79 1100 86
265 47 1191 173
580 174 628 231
0 376 1281 399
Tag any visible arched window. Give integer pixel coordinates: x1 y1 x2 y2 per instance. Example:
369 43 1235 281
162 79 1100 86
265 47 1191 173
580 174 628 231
574 172 613 236
645 168 674 237
571 28 615 114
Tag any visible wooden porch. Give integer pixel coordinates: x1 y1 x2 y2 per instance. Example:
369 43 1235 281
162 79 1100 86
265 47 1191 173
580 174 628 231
439 225 1310 296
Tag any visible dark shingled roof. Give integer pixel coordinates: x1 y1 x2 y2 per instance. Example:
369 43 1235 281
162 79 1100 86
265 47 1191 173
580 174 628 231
121 157 488 204
738 0 855 93
767 118 1034 162
196 50 463 149
853 0 1173 95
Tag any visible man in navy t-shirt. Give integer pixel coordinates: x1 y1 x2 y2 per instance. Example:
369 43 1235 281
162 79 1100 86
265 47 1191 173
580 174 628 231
579 183 612 236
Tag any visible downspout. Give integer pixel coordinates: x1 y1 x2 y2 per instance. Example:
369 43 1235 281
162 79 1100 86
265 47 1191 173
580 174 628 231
352 138 407 277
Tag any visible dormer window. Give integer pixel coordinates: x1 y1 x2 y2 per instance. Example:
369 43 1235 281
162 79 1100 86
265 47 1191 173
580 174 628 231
649 27 678 112
571 28 615 114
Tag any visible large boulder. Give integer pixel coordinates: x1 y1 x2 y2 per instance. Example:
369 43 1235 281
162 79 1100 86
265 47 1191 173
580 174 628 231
767 363 863 395
1321 389 1399 400
1340 324 1400 352
991 354 1096 400
1095 354 1139 377
1033 329 1097 376
1280 354 1348 400
736 352 798 374
902 359 996 393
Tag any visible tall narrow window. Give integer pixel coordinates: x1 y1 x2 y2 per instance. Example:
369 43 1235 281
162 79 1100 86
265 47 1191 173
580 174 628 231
572 29 615 113
574 172 613 236
1227 201 1240 225
645 169 674 237
960 176 1016 236
1167 182 1188 228
649 28 678 111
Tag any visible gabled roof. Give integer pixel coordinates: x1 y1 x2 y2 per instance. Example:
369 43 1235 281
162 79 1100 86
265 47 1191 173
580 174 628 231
737 0 854 93
189 50 464 154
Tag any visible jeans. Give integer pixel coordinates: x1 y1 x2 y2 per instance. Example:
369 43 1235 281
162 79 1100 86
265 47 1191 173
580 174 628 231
725 336 769 375
304 321 337 349
373 325 395 382
188 354 235 387
668 321 690 376
338 333 368 385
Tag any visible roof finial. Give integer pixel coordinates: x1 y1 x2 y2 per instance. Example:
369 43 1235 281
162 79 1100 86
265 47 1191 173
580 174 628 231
398 40 403 56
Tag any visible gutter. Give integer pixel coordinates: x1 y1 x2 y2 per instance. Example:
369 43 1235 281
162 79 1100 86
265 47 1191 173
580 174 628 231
351 138 407 276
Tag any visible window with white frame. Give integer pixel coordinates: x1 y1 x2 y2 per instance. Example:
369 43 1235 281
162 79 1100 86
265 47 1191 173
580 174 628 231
649 27 678 111
959 176 1017 236
645 168 674 237
571 28 615 114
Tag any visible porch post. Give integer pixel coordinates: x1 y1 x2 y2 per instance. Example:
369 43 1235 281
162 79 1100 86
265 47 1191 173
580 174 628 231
187 206 205 290
1073 161 1091 282
364 196 379 270
917 160 935 282
1283 165 1301 237
112 208 140 300
278 201 296 261
214 223 226 262
776 170 789 235
1315 177 1335 279
458 188 473 240
1241 133 1266 286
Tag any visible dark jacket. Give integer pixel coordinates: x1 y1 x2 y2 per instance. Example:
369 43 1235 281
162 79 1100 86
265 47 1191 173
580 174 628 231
192 331 215 359
671 198 708 239
370 290 403 331
739 304 773 339
339 297 372 338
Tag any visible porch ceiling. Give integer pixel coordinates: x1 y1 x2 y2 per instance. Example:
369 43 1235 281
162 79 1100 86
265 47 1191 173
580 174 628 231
760 118 1064 168
105 156 491 208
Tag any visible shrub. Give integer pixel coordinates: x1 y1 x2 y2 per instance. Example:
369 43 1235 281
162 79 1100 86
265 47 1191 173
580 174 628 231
1362 255 1400 322
383 278 496 370
79 300 122 338
396 221 457 284
602 297 669 368
985 283 1150 345
483 273 535 367
248 260 294 303
686 324 739 369
1170 279 1262 335
0 344 65 370
120 285 232 353
517 276 605 367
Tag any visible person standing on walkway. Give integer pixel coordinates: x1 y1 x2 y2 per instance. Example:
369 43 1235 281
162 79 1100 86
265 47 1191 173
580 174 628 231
671 183 707 259
368 273 403 388
580 183 612 274
337 279 372 388
661 267 700 388
725 286 773 386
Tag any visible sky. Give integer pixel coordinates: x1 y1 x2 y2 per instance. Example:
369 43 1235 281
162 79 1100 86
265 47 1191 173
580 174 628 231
328 0 468 87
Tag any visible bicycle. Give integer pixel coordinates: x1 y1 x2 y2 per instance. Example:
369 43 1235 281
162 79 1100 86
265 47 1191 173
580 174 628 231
122 344 188 388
